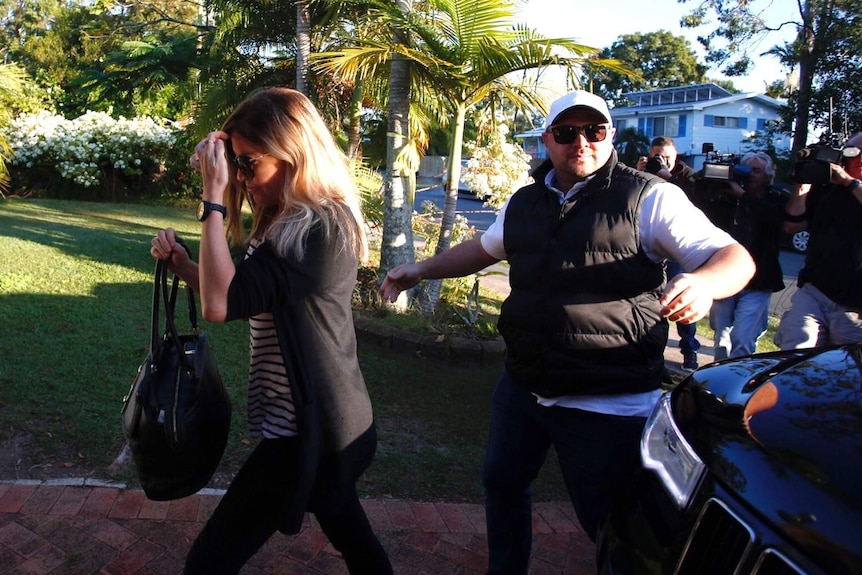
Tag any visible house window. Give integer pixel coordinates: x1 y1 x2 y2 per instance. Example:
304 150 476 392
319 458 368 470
615 119 628 130
714 116 738 127
653 116 679 137
705 115 748 129
640 115 684 138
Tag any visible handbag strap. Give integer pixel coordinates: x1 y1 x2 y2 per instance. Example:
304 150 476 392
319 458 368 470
151 238 197 371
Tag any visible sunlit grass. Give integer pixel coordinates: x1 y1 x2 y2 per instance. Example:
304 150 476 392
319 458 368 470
0 198 566 502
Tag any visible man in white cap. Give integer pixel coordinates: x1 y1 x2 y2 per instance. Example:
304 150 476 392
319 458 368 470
381 90 754 573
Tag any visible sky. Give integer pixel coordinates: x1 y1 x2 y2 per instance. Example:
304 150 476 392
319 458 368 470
516 0 800 95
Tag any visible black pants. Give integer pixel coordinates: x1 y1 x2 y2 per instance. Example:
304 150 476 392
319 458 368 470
185 436 392 575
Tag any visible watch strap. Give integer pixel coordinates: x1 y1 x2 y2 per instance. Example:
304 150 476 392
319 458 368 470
199 200 227 221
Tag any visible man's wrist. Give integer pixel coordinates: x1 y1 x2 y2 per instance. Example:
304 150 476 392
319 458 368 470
846 178 862 191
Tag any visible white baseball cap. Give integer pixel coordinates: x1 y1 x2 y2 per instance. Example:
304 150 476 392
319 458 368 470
544 90 612 129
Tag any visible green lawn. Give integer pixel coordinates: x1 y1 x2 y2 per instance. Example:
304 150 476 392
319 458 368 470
0 198 568 503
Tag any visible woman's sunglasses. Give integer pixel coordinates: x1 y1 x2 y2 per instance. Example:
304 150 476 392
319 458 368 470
547 124 609 145
231 153 269 179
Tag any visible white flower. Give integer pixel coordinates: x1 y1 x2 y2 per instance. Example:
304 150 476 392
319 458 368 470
1 110 179 189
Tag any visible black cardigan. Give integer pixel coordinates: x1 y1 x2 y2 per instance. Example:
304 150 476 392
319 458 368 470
226 217 375 534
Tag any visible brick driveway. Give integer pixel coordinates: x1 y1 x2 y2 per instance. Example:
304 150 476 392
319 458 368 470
0 481 595 574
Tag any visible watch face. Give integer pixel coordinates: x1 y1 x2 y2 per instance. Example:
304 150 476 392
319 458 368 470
197 201 206 221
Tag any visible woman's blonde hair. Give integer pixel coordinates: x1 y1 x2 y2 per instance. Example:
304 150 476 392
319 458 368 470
221 87 367 262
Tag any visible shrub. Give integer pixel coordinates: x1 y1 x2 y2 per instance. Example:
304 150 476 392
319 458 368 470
2 110 184 201
462 124 532 209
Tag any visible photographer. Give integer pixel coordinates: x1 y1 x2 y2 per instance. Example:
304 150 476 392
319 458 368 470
775 132 862 349
696 152 786 359
638 136 700 371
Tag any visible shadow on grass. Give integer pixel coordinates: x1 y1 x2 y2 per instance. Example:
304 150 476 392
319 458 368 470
0 199 202 277
358 345 569 503
0 197 570 504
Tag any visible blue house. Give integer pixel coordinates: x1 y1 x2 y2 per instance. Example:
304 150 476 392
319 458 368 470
514 83 791 170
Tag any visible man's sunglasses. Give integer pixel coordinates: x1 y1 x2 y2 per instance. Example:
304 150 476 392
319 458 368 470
231 153 269 179
547 124 609 145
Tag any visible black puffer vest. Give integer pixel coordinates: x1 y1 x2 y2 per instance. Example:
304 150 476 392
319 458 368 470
498 154 668 398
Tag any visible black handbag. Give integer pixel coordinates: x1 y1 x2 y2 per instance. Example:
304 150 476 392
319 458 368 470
122 241 232 501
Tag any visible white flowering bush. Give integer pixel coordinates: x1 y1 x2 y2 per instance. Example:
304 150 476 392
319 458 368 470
462 124 533 210
2 110 180 200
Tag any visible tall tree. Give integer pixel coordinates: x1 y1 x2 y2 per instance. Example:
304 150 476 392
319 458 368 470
195 0 361 140
794 4 862 136
679 0 861 151
590 30 708 107
316 0 628 312
379 0 416 309
311 0 397 159
296 1 311 94
0 0 207 118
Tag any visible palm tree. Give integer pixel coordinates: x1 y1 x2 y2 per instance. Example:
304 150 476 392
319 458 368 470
378 0 418 309
316 0 629 311
296 2 311 94
0 64 28 197
313 0 432 310
614 127 650 167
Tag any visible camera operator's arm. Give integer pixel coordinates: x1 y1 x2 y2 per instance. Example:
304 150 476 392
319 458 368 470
831 163 862 205
655 167 673 181
671 165 698 196
784 183 811 235
638 155 674 181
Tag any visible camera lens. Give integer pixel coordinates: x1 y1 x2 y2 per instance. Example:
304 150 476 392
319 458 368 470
645 155 664 174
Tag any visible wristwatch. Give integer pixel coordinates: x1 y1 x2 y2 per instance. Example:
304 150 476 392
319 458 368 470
848 179 862 191
197 200 227 221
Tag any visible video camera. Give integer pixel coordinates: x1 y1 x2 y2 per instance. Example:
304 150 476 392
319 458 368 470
792 131 861 185
699 143 752 183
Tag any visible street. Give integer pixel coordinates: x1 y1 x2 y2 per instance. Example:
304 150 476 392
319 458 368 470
414 182 499 232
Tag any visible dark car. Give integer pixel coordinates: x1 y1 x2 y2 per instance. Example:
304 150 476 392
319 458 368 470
597 344 862 575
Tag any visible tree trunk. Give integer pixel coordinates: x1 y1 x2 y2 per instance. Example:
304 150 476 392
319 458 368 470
296 2 311 95
379 0 415 311
419 103 467 314
347 75 365 159
791 0 817 152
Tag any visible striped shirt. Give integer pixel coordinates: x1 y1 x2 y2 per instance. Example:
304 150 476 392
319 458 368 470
245 240 298 439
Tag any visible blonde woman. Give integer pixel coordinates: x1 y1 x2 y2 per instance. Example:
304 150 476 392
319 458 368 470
151 87 391 575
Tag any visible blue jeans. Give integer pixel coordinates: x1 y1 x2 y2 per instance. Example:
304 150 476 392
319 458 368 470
667 261 700 354
710 289 771 360
774 282 862 349
482 373 646 574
